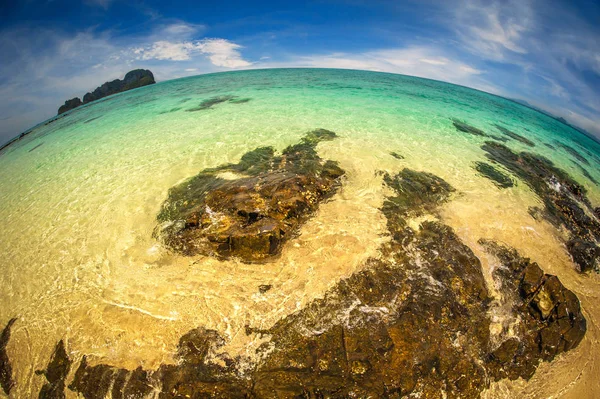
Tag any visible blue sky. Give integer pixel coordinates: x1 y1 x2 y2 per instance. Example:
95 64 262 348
1 0 599 143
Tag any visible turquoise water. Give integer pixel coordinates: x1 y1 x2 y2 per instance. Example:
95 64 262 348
1 68 599 398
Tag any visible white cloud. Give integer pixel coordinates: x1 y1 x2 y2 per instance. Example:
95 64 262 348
196 39 252 68
451 0 533 61
135 38 251 67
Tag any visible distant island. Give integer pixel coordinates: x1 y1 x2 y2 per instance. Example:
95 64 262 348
58 69 155 115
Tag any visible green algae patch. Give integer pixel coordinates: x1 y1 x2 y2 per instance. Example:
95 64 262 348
474 161 514 188
155 129 345 262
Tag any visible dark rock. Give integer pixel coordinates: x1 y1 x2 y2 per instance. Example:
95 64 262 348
474 161 514 188
567 238 600 272
0 318 16 395
494 124 536 147
82 69 155 104
481 141 600 273
258 284 272 294
37 340 72 399
57 97 83 115
154 129 345 262
480 240 586 378
390 151 404 160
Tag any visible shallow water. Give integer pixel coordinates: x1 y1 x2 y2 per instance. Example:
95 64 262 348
1 68 599 398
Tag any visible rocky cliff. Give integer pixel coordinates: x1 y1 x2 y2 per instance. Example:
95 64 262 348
57 69 155 115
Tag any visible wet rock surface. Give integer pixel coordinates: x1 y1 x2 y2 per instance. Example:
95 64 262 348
154 129 345 263
65 167 586 398
481 240 586 380
482 141 600 272
37 340 72 399
473 161 515 188
0 318 16 395
494 124 535 147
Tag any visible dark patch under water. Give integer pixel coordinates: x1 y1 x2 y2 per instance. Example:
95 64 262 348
451 119 508 143
158 107 183 115
28 142 44 153
556 141 590 165
572 161 598 185
186 95 251 111
494 124 535 147
83 116 102 124
474 161 514 188
482 141 600 272
390 151 404 160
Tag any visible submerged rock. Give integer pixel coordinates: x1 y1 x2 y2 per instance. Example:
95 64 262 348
37 340 72 399
186 95 251 111
494 124 535 147
390 151 404 160
473 161 514 188
451 119 508 143
556 142 590 165
452 119 487 137
0 318 16 395
482 141 600 272
155 129 345 262
572 161 598 185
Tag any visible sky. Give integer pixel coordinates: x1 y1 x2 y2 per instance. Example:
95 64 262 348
0 0 599 143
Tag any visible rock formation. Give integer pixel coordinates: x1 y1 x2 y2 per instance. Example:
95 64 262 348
57 98 83 115
56 69 155 115
154 129 345 262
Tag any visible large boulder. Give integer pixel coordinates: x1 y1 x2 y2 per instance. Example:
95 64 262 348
154 129 345 262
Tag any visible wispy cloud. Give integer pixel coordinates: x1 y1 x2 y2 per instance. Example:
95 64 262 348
260 46 494 93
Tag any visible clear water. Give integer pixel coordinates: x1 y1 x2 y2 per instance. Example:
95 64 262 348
1 68 599 398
